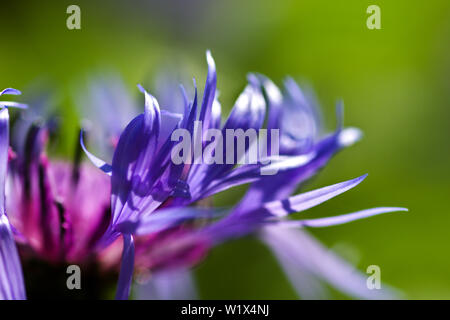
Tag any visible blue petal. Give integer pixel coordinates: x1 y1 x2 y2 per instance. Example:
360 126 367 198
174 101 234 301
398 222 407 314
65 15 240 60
0 108 26 300
115 207 217 236
115 234 135 300
235 129 362 214
110 87 161 225
80 131 112 176
261 174 368 217
198 50 217 133
0 108 9 211
222 82 266 131
0 215 26 300
0 88 21 96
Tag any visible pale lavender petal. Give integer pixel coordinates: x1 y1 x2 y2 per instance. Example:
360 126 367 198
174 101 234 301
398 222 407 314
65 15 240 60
260 225 328 299
135 269 198 300
222 82 266 132
284 207 408 228
261 226 398 299
0 101 28 109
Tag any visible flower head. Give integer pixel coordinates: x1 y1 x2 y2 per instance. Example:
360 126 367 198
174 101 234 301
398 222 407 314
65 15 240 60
0 52 407 300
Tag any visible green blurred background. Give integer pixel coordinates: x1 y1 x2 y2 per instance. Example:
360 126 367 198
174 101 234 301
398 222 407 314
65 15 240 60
1 0 449 299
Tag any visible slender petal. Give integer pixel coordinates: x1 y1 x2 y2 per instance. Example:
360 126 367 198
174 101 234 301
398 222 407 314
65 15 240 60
115 234 135 300
234 127 362 215
0 101 28 109
282 207 408 228
116 207 217 236
110 87 161 226
261 226 399 299
80 131 112 176
0 215 26 300
198 50 218 135
0 88 21 96
0 107 26 300
261 174 368 217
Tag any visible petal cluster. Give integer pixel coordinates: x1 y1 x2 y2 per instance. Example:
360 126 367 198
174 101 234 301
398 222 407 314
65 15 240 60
0 52 407 300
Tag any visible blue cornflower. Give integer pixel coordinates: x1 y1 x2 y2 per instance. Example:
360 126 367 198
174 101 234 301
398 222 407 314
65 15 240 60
0 52 407 301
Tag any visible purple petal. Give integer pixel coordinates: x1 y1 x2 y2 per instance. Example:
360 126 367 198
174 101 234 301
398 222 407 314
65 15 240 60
198 50 217 134
235 128 362 215
284 207 408 228
0 215 26 300
258 75 283 131
222 82 266 132
186 82 266 199
191 154 315 202
262 174 368 217
0 108 26 300
210 97 222 129
115 207 217 236
279 77 319 154
0 108 9 209
80 131 112 176
0 101 28 109
110 87 161 225
115 234 135 300
0 88 21 96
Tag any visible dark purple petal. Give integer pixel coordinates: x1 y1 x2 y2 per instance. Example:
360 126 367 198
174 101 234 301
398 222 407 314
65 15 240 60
115 234 135 300
0 101 28 109
110 87 161 225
